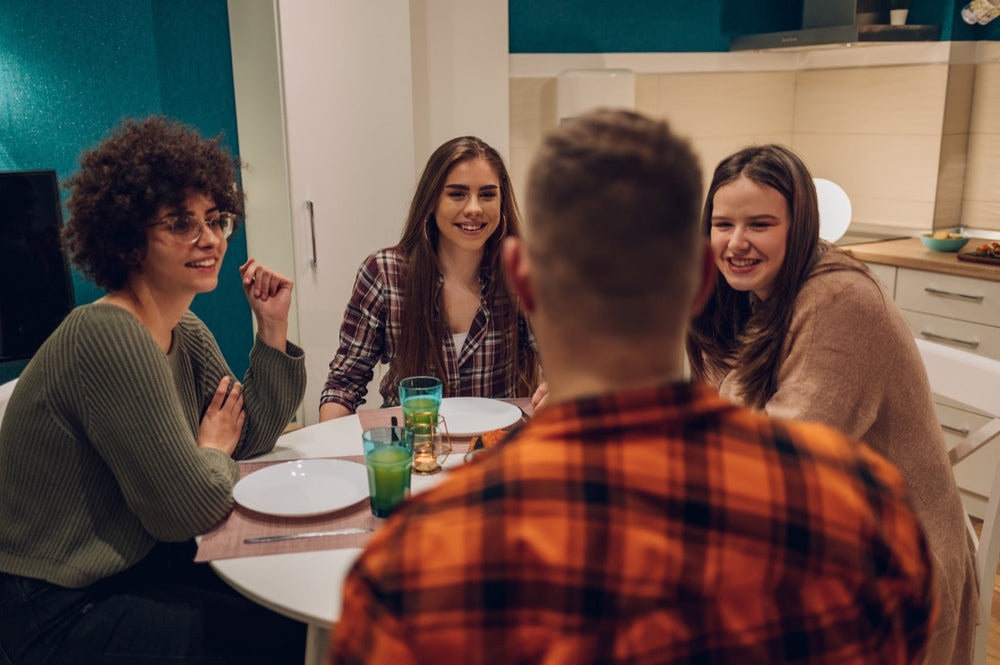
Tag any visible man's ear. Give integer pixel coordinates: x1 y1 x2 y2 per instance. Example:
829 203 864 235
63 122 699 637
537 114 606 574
690 239 715 316
502 236 535 315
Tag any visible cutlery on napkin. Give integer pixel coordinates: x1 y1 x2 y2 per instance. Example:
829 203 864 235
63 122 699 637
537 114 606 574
244 527 373 544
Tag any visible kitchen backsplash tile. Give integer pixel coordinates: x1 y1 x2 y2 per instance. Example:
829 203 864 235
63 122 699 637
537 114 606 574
794 65 948 136
964 131 1000 227
510 77 556 149
943 64 975 136
962 62 1000 230
687 134 794 186
509 59 999 231
935 132 971 227
969 62 1000 136
963 200 1000 228
795 132 940 227
654 71 795 139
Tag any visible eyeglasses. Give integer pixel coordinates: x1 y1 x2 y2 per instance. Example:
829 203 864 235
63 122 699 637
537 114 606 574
149 212 236 244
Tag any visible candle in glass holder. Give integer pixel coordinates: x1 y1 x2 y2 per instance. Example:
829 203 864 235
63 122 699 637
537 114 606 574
413 447 438 474
409 415 450 475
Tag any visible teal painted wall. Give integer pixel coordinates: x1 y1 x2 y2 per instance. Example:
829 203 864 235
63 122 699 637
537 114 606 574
935 0 1000 40
509 0 999 53
0 0 252 383
509 0 733 53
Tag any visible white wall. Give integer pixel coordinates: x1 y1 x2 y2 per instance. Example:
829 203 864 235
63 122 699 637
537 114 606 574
227 0 302 420
409 0 510 167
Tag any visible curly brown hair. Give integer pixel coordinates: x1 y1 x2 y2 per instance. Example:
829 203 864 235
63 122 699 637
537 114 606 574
63 116 244 291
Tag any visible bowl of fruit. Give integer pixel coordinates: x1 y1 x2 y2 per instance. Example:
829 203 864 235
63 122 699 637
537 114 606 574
920 231 969 253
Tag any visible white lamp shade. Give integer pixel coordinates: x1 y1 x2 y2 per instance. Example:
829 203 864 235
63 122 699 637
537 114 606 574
814 178 852 243
557 69 635 122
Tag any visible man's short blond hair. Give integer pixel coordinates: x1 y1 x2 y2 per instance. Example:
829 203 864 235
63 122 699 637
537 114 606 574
525 109 703 336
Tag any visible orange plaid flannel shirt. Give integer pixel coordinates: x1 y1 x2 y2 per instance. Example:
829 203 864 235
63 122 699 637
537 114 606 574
330 382 935 665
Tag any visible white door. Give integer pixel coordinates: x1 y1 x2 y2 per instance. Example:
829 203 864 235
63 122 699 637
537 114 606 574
279 0 416 424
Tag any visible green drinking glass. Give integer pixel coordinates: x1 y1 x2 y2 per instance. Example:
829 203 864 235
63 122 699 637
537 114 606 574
362 426 413 518
399 376 443 433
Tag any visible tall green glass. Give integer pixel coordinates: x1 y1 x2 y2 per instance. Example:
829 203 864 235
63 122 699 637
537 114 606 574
362 426 413 517
399 376 443 433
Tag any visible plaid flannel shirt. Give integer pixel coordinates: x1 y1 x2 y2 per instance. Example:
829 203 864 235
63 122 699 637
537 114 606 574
321 248 535 411
330 382 935 665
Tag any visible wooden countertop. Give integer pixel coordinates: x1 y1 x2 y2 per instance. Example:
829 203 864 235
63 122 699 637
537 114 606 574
843 237 1000 282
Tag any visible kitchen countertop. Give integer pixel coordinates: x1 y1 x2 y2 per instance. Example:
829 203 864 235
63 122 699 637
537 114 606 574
843 237 1000 282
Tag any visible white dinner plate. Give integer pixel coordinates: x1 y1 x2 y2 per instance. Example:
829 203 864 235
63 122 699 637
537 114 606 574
233 459 369 517
438 397 522 437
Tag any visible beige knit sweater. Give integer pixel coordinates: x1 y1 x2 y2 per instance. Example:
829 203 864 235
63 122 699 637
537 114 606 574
0 304 305 588
712 251 977 665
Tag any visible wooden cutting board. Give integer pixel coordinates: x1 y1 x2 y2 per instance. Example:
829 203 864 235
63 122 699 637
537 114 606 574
957 252 1000 265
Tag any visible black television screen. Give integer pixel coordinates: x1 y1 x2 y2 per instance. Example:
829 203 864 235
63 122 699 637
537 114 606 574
0 170 75 362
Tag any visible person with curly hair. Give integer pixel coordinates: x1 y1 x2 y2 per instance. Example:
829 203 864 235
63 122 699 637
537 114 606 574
319 136 540 420
0 116 307 664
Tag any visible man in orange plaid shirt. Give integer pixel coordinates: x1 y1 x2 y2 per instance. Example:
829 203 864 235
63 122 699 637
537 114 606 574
329 109 936 664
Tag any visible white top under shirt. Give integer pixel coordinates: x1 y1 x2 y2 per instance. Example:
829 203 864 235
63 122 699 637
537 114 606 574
452 332 468 354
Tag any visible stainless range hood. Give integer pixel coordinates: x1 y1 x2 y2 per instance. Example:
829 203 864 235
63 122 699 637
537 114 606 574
730 0 940 51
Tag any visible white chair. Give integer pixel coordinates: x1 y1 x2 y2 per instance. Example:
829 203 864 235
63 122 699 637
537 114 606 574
0 378 18 425
916 338 1000 665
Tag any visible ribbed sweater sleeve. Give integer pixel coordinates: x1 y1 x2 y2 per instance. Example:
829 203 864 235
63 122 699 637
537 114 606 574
0 304 305 588
173 312 306 462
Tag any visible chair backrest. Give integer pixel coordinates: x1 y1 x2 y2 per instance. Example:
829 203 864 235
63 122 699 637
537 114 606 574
916 338 1000 665
0 378 18 425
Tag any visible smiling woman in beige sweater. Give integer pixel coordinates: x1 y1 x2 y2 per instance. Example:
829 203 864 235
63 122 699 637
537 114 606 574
687 144 977 665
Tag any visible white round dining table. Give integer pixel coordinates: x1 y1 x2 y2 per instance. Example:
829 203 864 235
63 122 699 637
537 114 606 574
209 412 454 665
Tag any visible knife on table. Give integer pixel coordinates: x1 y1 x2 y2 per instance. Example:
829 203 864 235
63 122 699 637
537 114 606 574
244 527 373 544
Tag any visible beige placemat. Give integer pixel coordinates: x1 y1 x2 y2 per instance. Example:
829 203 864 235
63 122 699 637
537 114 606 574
197 398 533 562
356 406 402 433
195 456 380 562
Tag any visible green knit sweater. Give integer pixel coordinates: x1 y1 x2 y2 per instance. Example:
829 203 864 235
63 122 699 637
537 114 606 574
0 303 306 588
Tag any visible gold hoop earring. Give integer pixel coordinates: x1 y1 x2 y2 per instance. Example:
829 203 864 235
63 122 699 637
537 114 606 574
423 215 433 244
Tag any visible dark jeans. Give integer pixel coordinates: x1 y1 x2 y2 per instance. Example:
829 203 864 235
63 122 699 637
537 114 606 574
0 541 306 665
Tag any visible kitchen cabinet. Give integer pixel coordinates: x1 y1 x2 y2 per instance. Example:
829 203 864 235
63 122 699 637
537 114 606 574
864 261 898 294
896 268 1000 328
863 263 1000 361
860 254 1000 518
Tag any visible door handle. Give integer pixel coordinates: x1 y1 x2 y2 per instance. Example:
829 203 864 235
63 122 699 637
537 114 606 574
306 200 317 269
923 286 983 303
920 331 980 349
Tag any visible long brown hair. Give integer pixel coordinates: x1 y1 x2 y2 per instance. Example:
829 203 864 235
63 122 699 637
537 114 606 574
686 144 821 407
390 136 538 397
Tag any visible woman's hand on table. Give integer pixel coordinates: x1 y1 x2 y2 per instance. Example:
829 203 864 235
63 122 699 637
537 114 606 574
240 258 293 350
198 376 245 455
531 382 550 413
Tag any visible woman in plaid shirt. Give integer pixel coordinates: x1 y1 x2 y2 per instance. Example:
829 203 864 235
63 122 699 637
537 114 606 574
320 137 540 420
